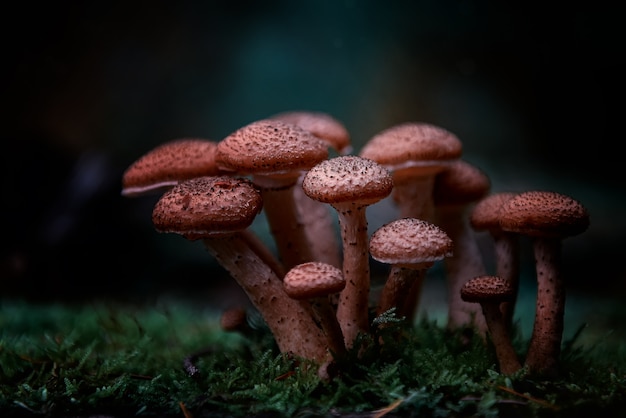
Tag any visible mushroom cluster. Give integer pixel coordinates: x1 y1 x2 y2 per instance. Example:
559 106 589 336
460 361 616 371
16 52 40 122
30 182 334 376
122 111 590 379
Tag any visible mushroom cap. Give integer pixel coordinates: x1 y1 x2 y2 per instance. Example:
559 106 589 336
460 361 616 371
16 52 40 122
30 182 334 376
121 138 221 197
470 192 518 231
270 110 352 154
359 122 462 175
369 218 453 266
433 159 491 206
302 156 393 206
283 261 346 300
151 175 263 240
499 191 590 238
215 119 329 177
460 275 515 303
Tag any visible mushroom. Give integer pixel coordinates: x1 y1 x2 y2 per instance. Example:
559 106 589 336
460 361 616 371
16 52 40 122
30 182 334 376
359 122 462 322
432 159 491 335
216 119 329 271
499 191 590 377
121 138 222 197
270 110 352 269
469 192 520 330
220 307 253 337
460 275 522 375
152 175 329 364
302 155 394 349
369 218 453 322
283 261 347 359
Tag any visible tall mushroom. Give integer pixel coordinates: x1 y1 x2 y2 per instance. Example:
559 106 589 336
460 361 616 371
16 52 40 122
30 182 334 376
460 275 522 375
432 159 491 335
360 122 462 321
121 138 222 197
499 191 590 377
469 192 520 330
369 218 453 321
151 175 329 365
271 110 352 269
302 156 394 349
216 119 329 272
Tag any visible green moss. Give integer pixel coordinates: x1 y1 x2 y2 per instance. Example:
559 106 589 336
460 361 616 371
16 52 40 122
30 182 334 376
0 300 624 417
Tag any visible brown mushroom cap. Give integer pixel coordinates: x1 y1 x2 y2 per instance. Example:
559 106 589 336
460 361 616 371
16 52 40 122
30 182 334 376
369 218 453 266
215 119 328 177
433 160 491 206
270 110 351 154
302 156 394 206
121 138 221 197
283 261 346 300
359 122 462 176
499 191 590 238
460 275 515 304
470 192 518 231
151 176 262 240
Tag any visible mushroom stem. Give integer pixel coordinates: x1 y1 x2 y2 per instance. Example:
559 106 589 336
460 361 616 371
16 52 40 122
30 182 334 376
392 174 436 220
334 204 371 348
492 231 520 330
524 237 565 377
481 301 522 375
203 233 330 364
378 266 427 318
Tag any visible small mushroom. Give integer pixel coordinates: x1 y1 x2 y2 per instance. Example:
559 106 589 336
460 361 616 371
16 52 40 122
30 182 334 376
121 138 222 197
432 159 491 335
152 175 329 364
499 190 590 377
370 218 453 322
302 156 394 349
470 192 520 330
216 119 329 271
460 275 522 375
283 261 347 359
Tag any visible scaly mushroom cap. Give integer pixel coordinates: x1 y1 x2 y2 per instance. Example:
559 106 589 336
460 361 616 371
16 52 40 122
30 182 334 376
369 218 453 266
470 192 518 231
122 138 221 197
359 122 462 176
499 191 590 238
152 176 263 240
283 262 346 300
433 160 491 206
302 156 393 206
215 119 329 177
270 110 351 154
460 275 515 304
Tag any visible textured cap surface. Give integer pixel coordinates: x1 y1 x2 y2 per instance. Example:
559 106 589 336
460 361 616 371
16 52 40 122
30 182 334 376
283 261 346 299
359 122 462 171
369 218 453 265
433 160 491 206
470 192 518 231
499 191 590 238
460 275 515 303
122 138 221 196
302 156 393 205
271 110 351 154
152 176 262 239
216 119 328 176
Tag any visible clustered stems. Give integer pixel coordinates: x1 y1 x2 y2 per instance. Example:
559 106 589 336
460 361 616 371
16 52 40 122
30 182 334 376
128 115 589 380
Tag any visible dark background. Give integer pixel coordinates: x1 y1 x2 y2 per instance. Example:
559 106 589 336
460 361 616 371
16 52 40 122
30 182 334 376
1 1 623 305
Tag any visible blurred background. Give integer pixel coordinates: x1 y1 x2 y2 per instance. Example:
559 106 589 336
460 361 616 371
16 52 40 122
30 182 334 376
1 0 623 325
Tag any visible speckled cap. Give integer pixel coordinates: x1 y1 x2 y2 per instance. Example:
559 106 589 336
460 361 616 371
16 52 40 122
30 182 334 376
433 160 491 206
151 176 263 240
369 218 453 266
270 110 352 154
302 155 393 206
283 262 346 300
121 138 221 197
499 191 590 238
215 119 328 177
460 275 515 303
470 192 518 231
359 122 462 174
